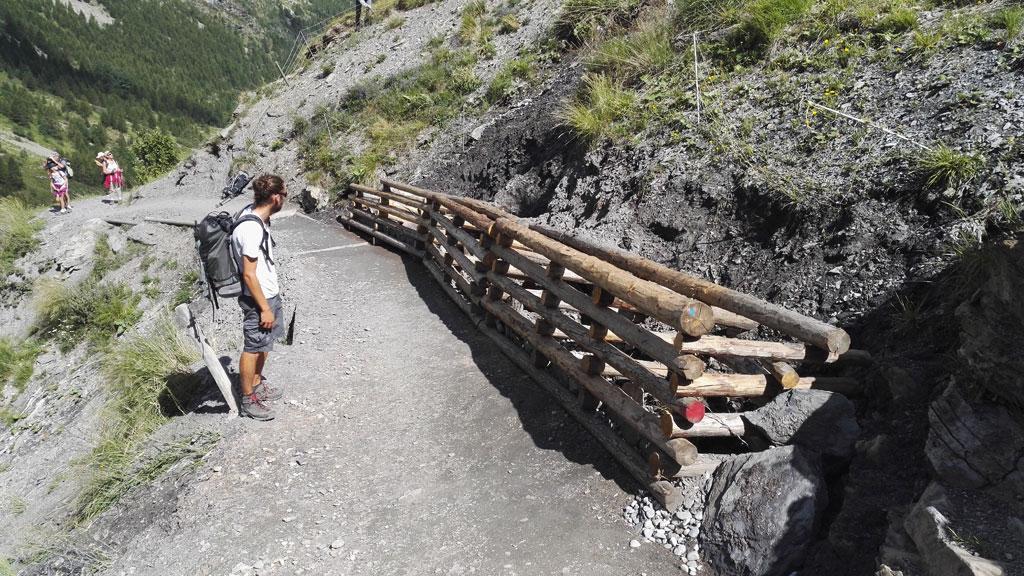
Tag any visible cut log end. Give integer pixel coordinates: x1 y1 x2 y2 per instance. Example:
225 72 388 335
663 437 699 467
828 329 853 356
679 302 716 337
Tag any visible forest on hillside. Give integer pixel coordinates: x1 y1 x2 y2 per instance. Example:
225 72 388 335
0 0 346 205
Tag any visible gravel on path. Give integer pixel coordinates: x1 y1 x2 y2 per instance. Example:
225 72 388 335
99 215 673 575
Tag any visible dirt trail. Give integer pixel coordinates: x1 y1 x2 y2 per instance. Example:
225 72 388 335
96 215 671 575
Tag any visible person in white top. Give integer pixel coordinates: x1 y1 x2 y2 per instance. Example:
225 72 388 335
231 174 288 420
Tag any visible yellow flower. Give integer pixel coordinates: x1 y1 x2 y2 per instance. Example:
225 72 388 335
824 39 830 45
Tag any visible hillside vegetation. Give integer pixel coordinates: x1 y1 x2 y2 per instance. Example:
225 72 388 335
0 0 346 204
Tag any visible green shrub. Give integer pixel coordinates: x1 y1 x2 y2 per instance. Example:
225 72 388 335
558 0 641 42
911 29 944 54
561 75 637 142
396 0 436 9
877 7 918 33
385 15 406 29
76 314 204 522
34 279 142 352
498 14 522 33
676 0 810 52
486 55 537 104
589 20 674 82
0 197 41 278
0 338 42 395
129 128 180 185
991 7 1023 42
918 145 984 193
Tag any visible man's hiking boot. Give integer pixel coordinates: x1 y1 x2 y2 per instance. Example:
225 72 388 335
240 393 275 421
255 377 283 402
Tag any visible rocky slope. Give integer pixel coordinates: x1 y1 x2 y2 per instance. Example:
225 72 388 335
2 0 1022 574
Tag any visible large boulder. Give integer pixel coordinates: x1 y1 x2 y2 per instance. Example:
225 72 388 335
744 389 860 460
904 483 1006 576
954 234 1024 409
925 380 1024 501
701 446 828 576
299 185 330 213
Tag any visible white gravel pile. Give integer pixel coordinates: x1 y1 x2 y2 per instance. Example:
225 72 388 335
623 475 712 575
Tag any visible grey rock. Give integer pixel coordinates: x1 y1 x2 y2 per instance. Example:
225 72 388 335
674 545 687 557
629 539 641 549
299 185 331 213
904 483 1003 576
470 123 489 141
926 380 1024 500
329 539 344 549
676 510 693 523
745 389 860 460
701 446 827 576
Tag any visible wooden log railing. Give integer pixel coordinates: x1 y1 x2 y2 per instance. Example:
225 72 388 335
338 179 868 511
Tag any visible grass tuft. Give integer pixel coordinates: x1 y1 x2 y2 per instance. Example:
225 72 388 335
486 55 537 104
0 338 42 396
34 279 142 352
918 145 984 193
561 75 637 142
589 19 674 82
877 6 918 33
557 0 641 42
0 197 42 278
75 314 204 523
991 7 1024 43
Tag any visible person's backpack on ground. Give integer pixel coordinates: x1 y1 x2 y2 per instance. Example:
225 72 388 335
194 205 273 314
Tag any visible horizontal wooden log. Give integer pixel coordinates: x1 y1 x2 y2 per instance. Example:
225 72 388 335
350 194 425 225
488 272 692 410
423 257 474 317
430 211 488 261
349 182 427 209
426 226 485 284
675 373 861 397
426 243 476 301
490 243 697 378
710 306 759 332
481 295 697 467
348 205 426 241
489 218 715 337
338 214 423 258
468 295 680 511
649 452 724 479
600 357 704 380
768 361 800 389
672 333 833 363
659 409 746 438
381 178 495 232
531 225 851 355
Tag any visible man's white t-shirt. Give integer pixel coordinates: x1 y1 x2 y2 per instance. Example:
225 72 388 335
232 208 279 299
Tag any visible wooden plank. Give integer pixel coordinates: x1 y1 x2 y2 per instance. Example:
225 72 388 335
426 226 485 283
351 194 426 225
430 210 488 261
349 182 427 209
659 409 746 438
674 373 861 397
481 296 698 467
531 225 851 354
338 214 423 259
350 182 427 209
489 217 715 337
490 243 695 377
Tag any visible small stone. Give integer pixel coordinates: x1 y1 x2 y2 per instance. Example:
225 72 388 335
653 529 666 541
629 540 641 549
676 510 693 523
212 466 222 473
686 527 699 538
330 539 345 549
686 551 699 561
673 545 687 557
282 516 295 523
694 510 704 521
642 528 654 539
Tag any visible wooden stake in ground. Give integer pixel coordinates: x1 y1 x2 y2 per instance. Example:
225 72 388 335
174 303 238 416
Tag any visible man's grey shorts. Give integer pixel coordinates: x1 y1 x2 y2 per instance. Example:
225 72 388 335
239 294 283 353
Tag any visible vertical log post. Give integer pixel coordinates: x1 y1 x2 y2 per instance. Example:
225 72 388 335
580 286 615 414
483 232 512 328
533 262 565 369
412 184 428 254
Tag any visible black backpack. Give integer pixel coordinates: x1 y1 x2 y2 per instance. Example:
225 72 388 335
194 207 273 312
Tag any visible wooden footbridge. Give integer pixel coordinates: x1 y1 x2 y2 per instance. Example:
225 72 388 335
340 179 867 510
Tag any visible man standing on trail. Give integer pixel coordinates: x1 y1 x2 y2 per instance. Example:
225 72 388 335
232 174 287 420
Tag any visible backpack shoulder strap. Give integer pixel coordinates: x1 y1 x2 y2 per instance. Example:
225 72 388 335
231 214 273 265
